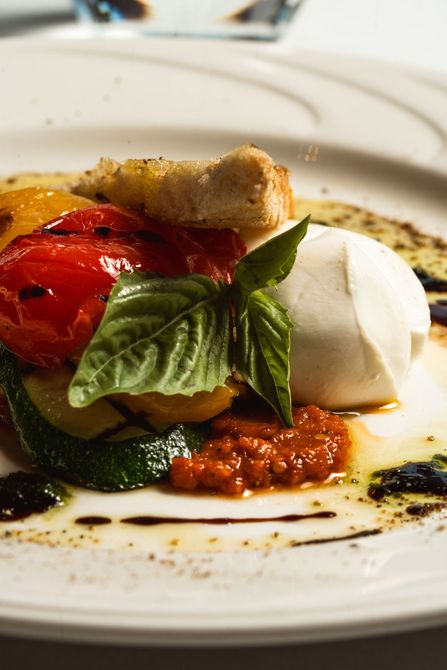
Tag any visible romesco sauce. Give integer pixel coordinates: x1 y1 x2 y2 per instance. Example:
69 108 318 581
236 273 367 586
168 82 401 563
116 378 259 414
169 404 351 495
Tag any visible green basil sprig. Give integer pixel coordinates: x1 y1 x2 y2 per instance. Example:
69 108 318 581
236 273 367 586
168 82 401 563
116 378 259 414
234 291 293 426
232 217 309 427
233 216 309 295
69 216 310 426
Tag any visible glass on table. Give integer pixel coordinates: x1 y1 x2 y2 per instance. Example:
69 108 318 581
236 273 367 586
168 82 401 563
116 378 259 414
72 0 302 40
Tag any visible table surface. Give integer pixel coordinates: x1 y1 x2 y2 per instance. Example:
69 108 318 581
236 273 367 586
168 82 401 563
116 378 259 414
1 0 447 72
1 624 447 668
1 0 447 665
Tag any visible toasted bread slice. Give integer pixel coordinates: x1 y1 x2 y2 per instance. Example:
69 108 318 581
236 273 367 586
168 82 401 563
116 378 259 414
73 145 294 229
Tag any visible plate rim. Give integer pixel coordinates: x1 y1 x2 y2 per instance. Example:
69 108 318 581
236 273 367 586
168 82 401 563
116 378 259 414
0 37 447 647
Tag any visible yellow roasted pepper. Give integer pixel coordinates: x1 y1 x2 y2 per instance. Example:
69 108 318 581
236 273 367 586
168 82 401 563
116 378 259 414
0 187 94 251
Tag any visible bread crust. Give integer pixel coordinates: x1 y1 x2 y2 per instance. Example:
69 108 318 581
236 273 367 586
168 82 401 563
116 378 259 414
73 145 294 229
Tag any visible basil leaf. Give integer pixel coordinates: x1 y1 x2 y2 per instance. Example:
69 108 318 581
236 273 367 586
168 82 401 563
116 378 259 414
69 272 231 408
233 216 309 426
235 290 293 427
234 216 309 295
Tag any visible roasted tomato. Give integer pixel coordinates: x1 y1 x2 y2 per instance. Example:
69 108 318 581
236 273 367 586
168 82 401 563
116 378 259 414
43 204 246 282
0 203 245 367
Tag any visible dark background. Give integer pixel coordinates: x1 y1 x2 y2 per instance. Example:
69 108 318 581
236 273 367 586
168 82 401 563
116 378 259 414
0 625 444 669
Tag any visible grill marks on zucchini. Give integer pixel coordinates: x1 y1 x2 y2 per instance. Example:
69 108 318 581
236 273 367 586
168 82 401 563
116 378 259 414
23 365 129 441
23 364 155 441
103 396 154 435
0 348 205 492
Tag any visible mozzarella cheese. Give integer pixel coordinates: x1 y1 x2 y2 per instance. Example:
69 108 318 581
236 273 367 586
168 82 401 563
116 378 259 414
243 222 430 409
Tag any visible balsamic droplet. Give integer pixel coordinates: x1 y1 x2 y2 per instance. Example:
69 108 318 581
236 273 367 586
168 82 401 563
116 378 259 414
75 516 112 526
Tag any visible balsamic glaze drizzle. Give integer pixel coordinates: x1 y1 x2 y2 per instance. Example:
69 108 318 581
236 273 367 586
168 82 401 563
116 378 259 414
119 511 336 526
291 528 382 547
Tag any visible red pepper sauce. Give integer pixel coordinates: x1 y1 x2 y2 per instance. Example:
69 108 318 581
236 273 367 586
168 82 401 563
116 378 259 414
170 404 351 496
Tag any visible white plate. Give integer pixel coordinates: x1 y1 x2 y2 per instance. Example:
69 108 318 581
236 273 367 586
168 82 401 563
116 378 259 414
0 39 447 647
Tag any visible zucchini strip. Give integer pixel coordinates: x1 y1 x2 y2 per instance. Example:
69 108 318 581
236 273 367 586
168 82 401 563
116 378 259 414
0 347 205 492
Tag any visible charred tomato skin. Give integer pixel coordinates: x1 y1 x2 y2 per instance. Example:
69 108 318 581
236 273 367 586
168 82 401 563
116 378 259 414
0 204 245 367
